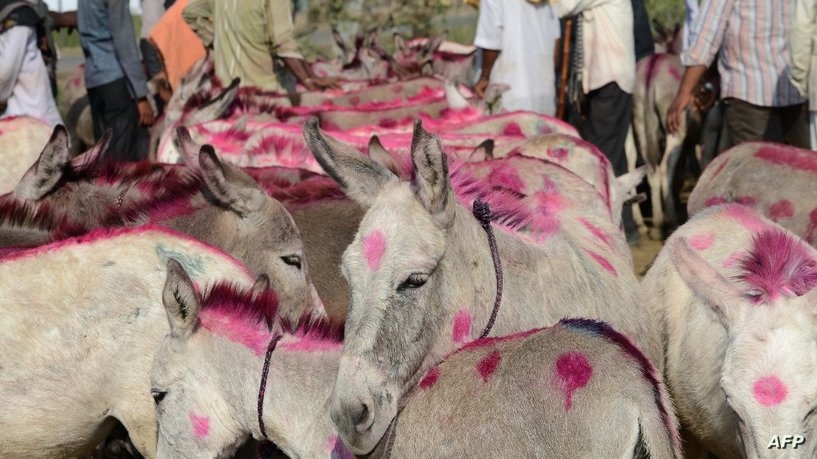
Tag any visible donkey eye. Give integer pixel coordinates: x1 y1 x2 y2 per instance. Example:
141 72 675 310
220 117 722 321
397 273 429 291
281 255 302 270
151 389 167 404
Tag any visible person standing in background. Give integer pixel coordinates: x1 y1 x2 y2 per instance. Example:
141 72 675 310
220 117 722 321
789 0 816 150
78 0 154 162
183 0 336 92
472 0 561 115
139 0 167 80
667 0 809 149
0 0 62 127
682 0 699 53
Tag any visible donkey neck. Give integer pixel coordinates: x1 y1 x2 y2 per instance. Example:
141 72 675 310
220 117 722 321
449 204 561 338
236 338 342 458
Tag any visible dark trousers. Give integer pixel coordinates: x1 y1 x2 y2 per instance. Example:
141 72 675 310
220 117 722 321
722 98 810 149
579 82 637 234
87 77 149 162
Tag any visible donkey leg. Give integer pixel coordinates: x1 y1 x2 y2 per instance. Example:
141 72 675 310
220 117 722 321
646 167 664 241
625 125 648 235
662 134 685 233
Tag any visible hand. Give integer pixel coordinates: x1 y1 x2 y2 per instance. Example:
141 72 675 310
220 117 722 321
137 99 155 127
666 89 694 135
694 82 718 112
475 77 489 98
303 76 340 91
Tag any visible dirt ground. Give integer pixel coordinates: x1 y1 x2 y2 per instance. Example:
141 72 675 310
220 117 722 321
630 236 663 278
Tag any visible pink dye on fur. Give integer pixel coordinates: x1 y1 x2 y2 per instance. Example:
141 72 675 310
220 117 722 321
724 205 767 233
711 157 730 178
451 309 472 344
705 197 728 207
362 230 386 271
768 200 794 221
476 350 501 382
579 218 615 250
805 208 817 244
690 233 716 251
722 251 747 269
488 163 525 194
740 229 817 302
547 147 569 161
502 122 523 137
755 145 817 173
279 336 343 352
199 309 272 356
585 249 617 276
735 196 756 206
189 412 211 439
555 352 593 411
419 367 440 389
753 376 787 407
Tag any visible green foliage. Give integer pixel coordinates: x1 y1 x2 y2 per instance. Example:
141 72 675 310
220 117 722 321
54 14 142 50
645 0 685 31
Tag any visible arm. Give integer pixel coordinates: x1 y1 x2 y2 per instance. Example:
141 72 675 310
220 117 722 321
183 0 214 48
667 0 735 134
0 27 30 111
106 0 153 125
473 0 502 96
788 0 816 97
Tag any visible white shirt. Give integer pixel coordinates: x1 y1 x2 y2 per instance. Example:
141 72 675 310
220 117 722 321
553 0 635 94
474 0 561 115
0 26 62 127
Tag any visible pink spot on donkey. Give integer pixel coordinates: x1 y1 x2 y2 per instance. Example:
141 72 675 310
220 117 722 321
767 199 794 222
585 249 617 276
805 208 817 244
753 376 787 407
476 350 501 383
705 197 728 207
502 122 523 136
362 230 386 271
451 309 472 344
690 233 716 251
547 147 569 161
419 367 440 389
555 352 593 411
189 412 210 439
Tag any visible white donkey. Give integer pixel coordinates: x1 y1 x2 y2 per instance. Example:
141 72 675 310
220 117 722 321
151 264 682 458
643 204 817 458
687 141 817 248
0 227 255 458
302 118 663 454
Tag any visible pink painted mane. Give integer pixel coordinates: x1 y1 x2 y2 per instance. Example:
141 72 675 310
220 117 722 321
739 229 817 302
0 198 84 236
101 171 203 226
197 282 344 355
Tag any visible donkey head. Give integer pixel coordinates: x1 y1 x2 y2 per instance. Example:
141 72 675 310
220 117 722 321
671 230 817 458
304 118 488 453
190 146 319 323
152 260 274 459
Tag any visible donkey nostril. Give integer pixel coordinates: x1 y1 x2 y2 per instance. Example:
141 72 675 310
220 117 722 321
352 401 374 433
354 403 369 425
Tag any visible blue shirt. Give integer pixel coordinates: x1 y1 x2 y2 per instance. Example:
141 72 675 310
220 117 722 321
78 0 148 98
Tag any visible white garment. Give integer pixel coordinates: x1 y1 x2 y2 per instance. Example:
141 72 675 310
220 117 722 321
682 0 699 53
810 111 816 151
0 26 62 127
474 0 561 115
140 0 166 39
552 0 635 94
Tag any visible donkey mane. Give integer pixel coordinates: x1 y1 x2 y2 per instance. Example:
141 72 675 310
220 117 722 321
101 172 203 226
0 198 86 237
198 282 344 354
262 175 346 206
739 229 817 302
560 318 682 453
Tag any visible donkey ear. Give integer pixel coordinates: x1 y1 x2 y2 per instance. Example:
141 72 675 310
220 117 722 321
394 33 408 56
332 27 352 62
302 117 396 207
70 128 111 171
468 139 494 161
174 126 200 166
411 121 455 226
185 77 239 125
368 135 407 179
199 145 267 216
423 31 446 56
670 236 743 325
162 259 202 337
14 125 72 200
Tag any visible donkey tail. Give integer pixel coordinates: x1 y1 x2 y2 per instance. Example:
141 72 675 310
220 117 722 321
636 378 683 459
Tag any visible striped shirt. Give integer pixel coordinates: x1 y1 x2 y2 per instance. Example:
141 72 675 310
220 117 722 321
682 0 806 107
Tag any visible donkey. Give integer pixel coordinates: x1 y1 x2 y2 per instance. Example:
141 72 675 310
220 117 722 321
0 226 255 458
151 264 682 458
302 118 662 453
643 204 817 458
687 142 817 248
4 128 322 322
